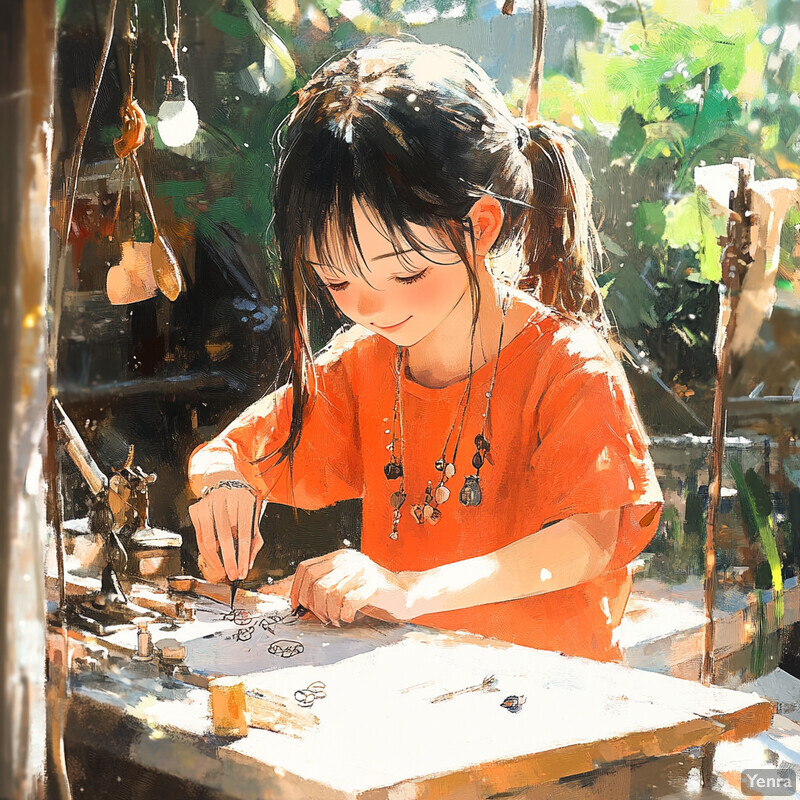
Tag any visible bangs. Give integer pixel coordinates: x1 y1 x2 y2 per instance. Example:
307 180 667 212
296 180 459 284
275 92 466 289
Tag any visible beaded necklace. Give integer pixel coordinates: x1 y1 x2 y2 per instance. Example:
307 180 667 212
384 290 510 540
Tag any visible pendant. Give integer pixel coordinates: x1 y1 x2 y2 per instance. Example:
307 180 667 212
444 463 456 479
410 504 425 524
390 509 400 540
423 504 441 525
390 491 406 509
459 474 482 506
384 461 403 480
434 484 450 504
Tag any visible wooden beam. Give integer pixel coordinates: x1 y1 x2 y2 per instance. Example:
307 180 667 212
0 0 55 797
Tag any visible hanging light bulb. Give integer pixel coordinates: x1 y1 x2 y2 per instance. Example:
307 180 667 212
157 74 198 148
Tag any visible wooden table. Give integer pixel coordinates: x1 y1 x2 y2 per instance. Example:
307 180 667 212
51 585 774 800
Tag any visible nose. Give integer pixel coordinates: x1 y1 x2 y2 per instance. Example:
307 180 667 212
355 285 384 320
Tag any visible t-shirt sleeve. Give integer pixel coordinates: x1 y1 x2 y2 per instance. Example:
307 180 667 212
188 327 366 510
528 323 663 572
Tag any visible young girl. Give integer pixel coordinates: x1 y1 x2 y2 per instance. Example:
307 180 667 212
188 39 663 663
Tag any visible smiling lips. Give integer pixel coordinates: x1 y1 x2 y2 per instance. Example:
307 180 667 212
374 316 411 332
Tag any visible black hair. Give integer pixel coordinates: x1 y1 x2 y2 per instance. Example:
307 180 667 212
265 38 608 468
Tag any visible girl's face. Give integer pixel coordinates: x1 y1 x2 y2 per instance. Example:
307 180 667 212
308 202 471 347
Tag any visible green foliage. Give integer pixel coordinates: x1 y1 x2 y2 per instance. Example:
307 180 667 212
137 0 797 402
503 0 800 402
729 461 784 622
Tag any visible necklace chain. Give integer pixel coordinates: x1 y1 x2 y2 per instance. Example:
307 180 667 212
385 289 511 539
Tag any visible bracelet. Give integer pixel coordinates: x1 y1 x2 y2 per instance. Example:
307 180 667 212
201 479 257 499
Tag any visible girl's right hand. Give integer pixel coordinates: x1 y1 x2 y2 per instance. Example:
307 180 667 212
188 485 264 583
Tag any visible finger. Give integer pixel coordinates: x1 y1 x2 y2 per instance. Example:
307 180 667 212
291 557 329 609
311 576 332 625
249 525 264 571
197 554 226 584
296 561 336 617
248 502 264 571
312 567 352 626
326 573 361 627
233 493 255 579
190 502 225 582
212 496 238 582
290 562 305 611
341 584 375 624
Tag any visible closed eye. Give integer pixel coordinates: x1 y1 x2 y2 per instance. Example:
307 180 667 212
396 268 429 285
326 281 350 293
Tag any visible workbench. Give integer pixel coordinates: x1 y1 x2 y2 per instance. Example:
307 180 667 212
50 571 775 800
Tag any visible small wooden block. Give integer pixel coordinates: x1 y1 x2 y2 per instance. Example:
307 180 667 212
209 676 248 738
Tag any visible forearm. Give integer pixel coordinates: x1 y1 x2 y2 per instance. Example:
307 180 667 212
401 509 620 618
187 441 265 499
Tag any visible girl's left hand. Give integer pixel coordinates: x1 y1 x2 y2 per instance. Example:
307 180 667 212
263 550 413 626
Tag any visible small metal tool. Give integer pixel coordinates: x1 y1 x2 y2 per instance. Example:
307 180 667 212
132 618 154 662
430 674 499 703
230 579 240 611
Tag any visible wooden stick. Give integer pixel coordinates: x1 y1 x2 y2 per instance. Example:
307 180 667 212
524 0 547 122
702 164 752 685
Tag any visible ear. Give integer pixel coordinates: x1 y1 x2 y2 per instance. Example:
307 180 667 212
465 195 504 258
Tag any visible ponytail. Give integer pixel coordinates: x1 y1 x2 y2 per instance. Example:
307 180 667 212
516 121 610 336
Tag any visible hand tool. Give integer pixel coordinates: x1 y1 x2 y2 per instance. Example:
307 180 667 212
430 674 499 703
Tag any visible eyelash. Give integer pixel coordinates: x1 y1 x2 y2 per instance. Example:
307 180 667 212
325 269 429 293
396 268 429 285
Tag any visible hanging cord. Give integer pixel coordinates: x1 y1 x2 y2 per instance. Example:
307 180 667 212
59 0 118 251
48 5 119 798
162 0 182 74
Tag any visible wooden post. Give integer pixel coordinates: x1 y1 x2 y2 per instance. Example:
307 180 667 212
0 1 56 797
702 164 753 686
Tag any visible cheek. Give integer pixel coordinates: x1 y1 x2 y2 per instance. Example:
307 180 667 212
327 291 358 319
410 266 468 314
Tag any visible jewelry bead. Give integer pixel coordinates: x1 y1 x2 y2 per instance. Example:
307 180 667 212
425 506 441 525
434 485 450 504
390 490 406 509
459 475 482 506
384 461 403 480
472 451 484 470
474 433 490 450
444 463 456 479
410 505 425 524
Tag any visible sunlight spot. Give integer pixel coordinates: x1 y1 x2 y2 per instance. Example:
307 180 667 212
600 596 612 625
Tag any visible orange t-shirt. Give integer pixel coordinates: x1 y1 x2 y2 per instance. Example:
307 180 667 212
191 301 663 662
